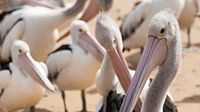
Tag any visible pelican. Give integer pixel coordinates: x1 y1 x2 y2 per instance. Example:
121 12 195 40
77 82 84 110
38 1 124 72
46 20 105 112
95 14 144 112
95 13 178 112
5 0 65 9
0 0 87 66
0 40 54 112
121 0 185 51
120 9 181 112
178 0 199 48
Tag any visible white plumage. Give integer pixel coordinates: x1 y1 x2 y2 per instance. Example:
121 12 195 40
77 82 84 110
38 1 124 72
0 40 53 112
121 0 185 50
46 20 105 112
0 0 86 63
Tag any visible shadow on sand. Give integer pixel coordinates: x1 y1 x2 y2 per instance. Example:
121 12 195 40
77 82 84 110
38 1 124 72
176 95 200 103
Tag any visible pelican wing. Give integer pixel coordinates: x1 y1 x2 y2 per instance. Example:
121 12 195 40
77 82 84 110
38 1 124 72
163 95 178 112
46 44 73 81
1 20 25 61
0 8 23 45
0 65 12 93
121 0 151 41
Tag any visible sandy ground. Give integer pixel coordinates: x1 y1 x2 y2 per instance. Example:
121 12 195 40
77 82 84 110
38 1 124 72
2 0 200 112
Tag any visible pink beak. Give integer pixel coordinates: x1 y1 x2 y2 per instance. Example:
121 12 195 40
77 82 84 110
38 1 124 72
18 52 55 92
79 32 106 62
119 36 168 112
80 0 100 22
107 42 132 91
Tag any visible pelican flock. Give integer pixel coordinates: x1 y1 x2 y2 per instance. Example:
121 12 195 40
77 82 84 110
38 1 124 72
120 9 182 112
0 0 198 111
95 13 177 112
0 0 86 64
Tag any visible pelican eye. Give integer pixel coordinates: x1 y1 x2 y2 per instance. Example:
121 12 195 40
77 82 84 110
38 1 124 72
160 28 165 34
18 49 22 53
113 37 116 44
79 29 83 32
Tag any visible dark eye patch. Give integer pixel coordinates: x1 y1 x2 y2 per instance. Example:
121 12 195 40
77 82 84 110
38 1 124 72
160 28 165 34
18 49 22 53
79 29 83 32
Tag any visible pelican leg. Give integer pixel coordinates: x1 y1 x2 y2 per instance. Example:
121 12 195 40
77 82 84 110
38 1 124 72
186 27 191 48
81 89 87 112
61 90 68 112
30 106 35 112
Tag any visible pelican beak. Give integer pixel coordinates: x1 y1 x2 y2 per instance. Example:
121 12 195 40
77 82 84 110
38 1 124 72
18 52 55 92
120 36 168 112
79 32 106 62
107 42 132 91
80 0 100 22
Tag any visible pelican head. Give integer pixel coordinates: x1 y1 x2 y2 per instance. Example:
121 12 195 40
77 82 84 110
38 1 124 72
120 9 181 112
148 10 179 43
70 20 90 43
11 40 55 92
95 13 131 91
70 20 105 61
95 13 122 51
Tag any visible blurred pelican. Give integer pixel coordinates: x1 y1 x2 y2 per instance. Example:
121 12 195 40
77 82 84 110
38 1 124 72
0 0 86 66
178 0 199 48
0 40 54 112
121 0 185 51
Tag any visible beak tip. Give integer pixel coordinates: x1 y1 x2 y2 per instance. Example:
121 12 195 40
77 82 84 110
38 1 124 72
47 84 55 92
48 87 55 92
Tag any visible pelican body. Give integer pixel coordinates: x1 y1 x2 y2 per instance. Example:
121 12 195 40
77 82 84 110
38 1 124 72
121 0 185 50
0 40 54 112
178 0 199 47
46 20 105 112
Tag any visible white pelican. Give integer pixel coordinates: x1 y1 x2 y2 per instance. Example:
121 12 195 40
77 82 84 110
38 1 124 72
95 13 143 112
0 0 87 65
120 9 181 112
178 0 199 48
121 0 185 51
46 20 105 112
95 13 178 112
0 40 54 112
